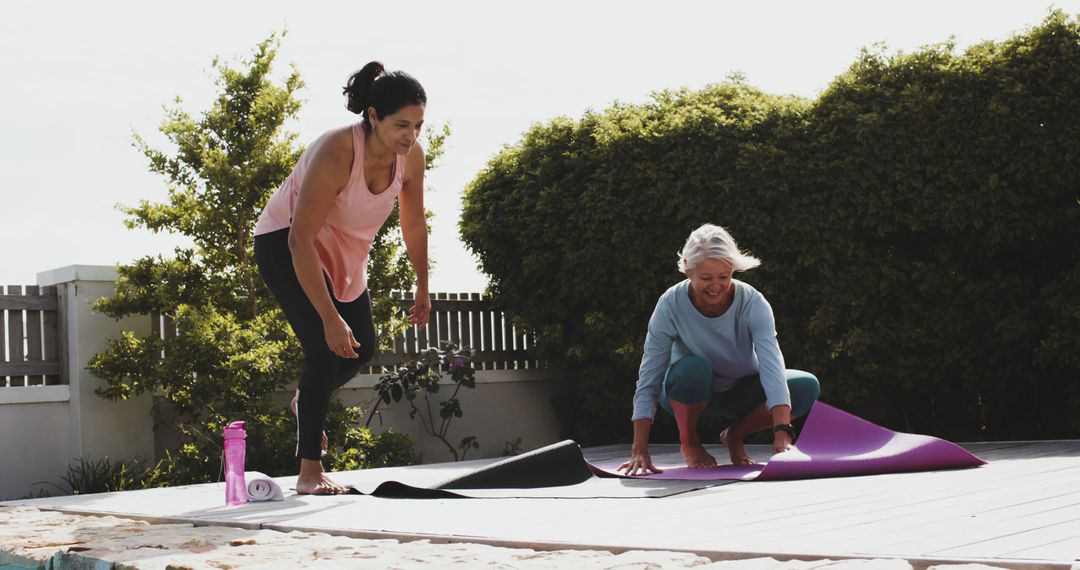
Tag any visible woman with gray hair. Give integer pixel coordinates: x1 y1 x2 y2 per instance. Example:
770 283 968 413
619 224 820 474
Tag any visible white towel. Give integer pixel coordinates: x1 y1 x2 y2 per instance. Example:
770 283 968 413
245 471 284 502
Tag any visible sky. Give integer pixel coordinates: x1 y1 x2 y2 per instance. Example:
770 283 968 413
2 1 1076 292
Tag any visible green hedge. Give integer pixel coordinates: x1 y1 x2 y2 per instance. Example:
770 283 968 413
461 12 1080 443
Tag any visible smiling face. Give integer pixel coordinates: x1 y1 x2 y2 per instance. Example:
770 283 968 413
685 257 735 315
369 103 425 155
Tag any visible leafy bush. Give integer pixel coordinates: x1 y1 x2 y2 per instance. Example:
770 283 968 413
325 406 423 471
61 455 173 495
461 12 1080 442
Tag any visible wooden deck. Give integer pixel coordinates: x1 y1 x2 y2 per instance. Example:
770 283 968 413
5 440 1078 569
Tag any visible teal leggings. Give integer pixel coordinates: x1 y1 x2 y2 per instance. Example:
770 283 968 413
659 355 820 419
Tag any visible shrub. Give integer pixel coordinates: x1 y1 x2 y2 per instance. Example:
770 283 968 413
366 344 480 461
461 12 1080 442
61 456 173 495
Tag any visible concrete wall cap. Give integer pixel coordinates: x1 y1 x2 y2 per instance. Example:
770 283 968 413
36 265 119 286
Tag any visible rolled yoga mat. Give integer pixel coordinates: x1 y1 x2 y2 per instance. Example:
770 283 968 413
245 471 285 502
354 402 985 498
357 440 599 498
591 402 987 481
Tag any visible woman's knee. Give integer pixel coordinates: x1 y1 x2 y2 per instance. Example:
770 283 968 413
665 356 713 405
785 370 820 417
302 342 372 392
355 342 375 366
333 351 372 389
300 351 340 385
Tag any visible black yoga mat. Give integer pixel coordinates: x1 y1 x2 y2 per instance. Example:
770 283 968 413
344 440 725 498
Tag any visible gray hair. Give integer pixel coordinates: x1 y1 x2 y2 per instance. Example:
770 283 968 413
677 224 762 273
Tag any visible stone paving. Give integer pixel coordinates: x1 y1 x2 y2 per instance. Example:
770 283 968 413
0 506 1011 570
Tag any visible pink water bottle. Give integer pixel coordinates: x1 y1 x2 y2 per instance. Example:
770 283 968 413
223 421 248 505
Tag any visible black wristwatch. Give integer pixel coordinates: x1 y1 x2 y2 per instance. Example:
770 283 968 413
773 423 796 438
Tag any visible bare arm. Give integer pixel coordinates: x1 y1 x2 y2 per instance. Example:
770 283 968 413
398 143 430 325
287 129 361 358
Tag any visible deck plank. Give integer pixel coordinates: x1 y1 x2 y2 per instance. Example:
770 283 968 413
910 510 1080 558
1005 535 1080 562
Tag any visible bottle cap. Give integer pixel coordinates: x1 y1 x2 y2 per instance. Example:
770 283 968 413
224 421 246 438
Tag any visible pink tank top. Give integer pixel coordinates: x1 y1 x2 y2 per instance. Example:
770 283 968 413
254 123 405 302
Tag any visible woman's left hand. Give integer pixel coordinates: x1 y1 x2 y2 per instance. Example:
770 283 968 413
773 431 793 454
408 287 431 325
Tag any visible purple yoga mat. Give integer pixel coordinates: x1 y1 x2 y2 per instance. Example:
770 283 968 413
592 402 985 481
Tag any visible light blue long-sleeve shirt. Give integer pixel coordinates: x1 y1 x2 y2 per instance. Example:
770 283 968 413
631 279 790 421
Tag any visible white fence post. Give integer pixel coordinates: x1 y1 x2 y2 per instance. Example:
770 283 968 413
38 266 155 477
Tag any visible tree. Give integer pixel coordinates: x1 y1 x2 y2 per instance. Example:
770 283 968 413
88 32 443 483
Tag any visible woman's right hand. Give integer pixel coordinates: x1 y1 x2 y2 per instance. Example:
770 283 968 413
323 314 361 359
618 448 663 476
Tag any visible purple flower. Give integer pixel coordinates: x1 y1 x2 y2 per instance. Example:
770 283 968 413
448 357 466 372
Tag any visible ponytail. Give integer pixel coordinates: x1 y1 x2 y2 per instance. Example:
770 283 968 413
343 61 386 116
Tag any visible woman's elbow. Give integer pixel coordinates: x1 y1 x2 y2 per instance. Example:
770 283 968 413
287 229 314 253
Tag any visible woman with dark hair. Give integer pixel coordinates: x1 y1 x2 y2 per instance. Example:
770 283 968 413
254 62 430 495
620 224 820 475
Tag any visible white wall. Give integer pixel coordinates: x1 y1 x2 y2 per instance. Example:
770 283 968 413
337 369 565 463
0 388 71 499
38 266 157 468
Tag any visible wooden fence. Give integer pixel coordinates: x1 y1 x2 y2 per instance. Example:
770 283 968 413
367 292 539 372
148 292 541 373
1 285 540 389
0 285 65 387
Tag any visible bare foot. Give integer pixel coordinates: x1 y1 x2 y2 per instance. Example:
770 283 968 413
295 473 349 495
295 459 349 495
290 389 328 452
720 428 756 466
680 443 718 469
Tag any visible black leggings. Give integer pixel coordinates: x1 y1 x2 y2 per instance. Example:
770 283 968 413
254 228 376 460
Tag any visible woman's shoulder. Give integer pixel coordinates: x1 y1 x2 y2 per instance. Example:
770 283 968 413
326 125 357 153
654 280 689 311
407 140 425 160
661 279 689 298
734 279 773 316
734 278 764 300
404 141 426 181
306 125 355 163
290 126 356 193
